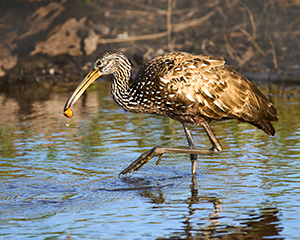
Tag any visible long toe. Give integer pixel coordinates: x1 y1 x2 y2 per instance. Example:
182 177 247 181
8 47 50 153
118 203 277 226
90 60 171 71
119 148 157 175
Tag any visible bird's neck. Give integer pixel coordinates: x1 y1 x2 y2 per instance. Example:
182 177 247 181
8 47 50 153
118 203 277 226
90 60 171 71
111 69 131 110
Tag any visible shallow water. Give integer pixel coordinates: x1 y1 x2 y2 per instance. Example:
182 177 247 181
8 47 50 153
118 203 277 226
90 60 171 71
0 81 300 239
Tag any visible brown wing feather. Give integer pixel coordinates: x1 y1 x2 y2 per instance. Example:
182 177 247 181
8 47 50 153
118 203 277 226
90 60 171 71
133 52 278 135
218 65 278 135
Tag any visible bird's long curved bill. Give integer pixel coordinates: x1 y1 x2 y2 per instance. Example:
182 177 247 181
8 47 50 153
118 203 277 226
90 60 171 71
63 69 102 117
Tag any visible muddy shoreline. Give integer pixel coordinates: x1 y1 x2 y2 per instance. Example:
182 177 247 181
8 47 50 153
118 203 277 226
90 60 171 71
1 0 300 88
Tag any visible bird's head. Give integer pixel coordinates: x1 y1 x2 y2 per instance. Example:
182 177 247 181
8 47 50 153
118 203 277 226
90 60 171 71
63 50 130 118
94 50 130 75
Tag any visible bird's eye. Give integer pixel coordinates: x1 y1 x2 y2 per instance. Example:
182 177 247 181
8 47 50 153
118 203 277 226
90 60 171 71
95 60 103 68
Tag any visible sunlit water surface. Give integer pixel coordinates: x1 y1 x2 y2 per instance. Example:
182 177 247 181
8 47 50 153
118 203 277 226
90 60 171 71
0 81 300 239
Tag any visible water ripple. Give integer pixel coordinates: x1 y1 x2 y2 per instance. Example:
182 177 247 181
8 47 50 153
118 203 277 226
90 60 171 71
1 86 300 239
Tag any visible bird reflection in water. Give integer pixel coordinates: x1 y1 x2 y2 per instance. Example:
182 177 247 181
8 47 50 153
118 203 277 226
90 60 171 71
137 183 282 239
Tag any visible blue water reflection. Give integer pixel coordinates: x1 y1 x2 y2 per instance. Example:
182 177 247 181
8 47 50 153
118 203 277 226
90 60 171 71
0 81 299 239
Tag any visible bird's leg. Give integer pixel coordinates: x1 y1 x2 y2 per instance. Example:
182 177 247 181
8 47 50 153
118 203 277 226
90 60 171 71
119 121 222 176
182 123 197 177
200 121 222 153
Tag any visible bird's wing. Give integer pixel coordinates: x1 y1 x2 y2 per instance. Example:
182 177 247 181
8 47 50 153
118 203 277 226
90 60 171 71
154 53 277 134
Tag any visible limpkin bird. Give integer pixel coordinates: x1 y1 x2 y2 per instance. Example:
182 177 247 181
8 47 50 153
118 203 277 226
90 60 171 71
63 50 278 176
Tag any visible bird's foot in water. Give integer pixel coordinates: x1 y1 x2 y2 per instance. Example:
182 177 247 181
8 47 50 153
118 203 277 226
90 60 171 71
118 145 220 177
119 147 163 176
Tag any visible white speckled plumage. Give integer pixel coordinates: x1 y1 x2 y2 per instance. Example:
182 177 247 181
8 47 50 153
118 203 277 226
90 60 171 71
64 50 278 176
104 51 278 135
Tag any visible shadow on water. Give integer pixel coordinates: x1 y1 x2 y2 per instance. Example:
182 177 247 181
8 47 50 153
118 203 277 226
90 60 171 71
0 80 299 239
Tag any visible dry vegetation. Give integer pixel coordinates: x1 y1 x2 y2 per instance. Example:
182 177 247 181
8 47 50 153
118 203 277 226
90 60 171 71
0 0 300 85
